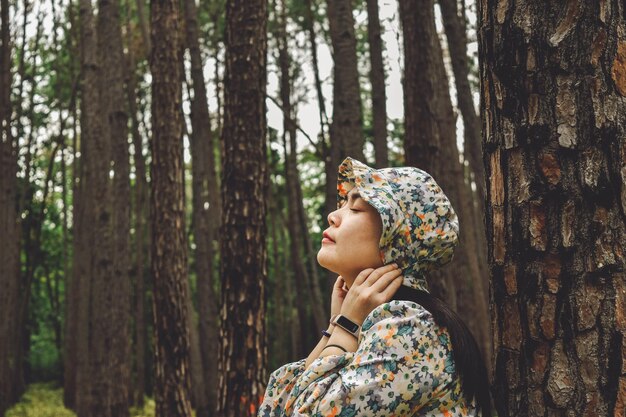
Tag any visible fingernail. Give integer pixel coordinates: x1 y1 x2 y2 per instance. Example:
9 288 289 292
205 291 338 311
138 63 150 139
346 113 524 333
392 263 398 268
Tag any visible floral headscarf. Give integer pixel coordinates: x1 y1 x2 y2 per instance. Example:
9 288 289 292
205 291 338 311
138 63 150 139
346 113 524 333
338 157 459 292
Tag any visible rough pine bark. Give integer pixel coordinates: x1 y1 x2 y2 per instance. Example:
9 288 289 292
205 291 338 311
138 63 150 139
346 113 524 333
327 0 365 162
479 1 626 415
366 0 389 167
150 0 193 415
97 0 132 414
0 0 20 412
217 0 268 415
183 0 220 412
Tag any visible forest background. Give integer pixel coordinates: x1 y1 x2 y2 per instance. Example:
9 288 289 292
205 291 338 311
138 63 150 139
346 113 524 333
1 0 625 416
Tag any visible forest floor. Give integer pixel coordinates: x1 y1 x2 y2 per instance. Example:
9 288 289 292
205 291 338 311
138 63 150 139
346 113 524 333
5 383 158 417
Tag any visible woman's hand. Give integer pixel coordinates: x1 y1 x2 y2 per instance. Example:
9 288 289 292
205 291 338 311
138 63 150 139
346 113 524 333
339 264 403 325
330 276 348 318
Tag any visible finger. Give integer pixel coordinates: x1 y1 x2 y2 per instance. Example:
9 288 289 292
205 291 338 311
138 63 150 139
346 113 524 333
370 268 402 292
333 276 345 290
380 275 404 300
363 263 398 286
353 268 374 286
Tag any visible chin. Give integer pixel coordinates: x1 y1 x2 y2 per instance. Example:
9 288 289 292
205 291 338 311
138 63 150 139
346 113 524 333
316 249 338 274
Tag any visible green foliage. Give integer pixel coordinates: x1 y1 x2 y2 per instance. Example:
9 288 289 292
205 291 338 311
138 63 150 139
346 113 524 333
5 384 167 417
129 398 156 417
5 383 75 417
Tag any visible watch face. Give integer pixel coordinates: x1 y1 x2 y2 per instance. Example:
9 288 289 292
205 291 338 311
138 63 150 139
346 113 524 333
337 316 359 333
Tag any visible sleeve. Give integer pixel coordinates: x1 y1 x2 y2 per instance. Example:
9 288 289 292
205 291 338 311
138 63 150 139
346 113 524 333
259 301 457 417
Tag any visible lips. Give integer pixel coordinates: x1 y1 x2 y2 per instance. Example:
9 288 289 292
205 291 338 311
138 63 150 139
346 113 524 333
322 231 335 243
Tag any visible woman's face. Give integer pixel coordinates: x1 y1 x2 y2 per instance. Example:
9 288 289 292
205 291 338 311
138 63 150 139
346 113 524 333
317 188 384 287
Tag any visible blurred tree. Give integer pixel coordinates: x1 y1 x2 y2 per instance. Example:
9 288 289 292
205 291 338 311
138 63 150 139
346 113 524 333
0 0 21 413
365 0 388 167
183 0 220 412
399 0 490 361
96 0 132 414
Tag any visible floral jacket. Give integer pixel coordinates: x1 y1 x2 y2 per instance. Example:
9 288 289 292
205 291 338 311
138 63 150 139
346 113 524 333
258 300 479 416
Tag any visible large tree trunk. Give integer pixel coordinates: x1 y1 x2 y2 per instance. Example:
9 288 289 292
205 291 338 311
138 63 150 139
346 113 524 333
182 0 220 413
366 0 388 168
327 0 365 162
149 0 193 415
479 1 626 415
217 0 268 415
0 0 21 412
97 0 132 414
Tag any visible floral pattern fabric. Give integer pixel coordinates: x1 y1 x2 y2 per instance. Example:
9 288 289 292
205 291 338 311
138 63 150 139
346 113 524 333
258 301 478 416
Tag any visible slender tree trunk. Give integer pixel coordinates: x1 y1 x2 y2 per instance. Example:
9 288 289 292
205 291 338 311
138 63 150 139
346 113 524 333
268 172 287 365
96 0 132 414
479 1 626 415
302 0 329 142
439 0 484 206
439 0 489 283
182 0 220 412
135 0 150 57
123 1 149 405
398 0 455 306
0 0 21 412
399 1 491 361
218 0 268 415
277 0 326 332
327 0 365 162
74 0 107 415
63 0 82 407
366 0 388 167
149 0 193 415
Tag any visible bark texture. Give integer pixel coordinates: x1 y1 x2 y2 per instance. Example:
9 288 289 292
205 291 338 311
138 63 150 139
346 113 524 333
150 0 194 415
479 1 626 415
218 0 268 415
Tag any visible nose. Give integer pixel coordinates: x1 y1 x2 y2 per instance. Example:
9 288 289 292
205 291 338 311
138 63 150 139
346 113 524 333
327 210 340 226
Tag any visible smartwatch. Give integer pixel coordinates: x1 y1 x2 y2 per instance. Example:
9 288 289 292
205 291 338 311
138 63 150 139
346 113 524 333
331 314 360 338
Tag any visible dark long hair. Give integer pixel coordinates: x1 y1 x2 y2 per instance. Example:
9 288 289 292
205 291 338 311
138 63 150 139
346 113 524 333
391 285 492 417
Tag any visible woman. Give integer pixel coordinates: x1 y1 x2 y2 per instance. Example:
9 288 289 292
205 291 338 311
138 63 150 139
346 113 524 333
258 157 491 416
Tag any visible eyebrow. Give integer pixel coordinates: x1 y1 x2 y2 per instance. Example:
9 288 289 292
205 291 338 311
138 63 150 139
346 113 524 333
348 191 362 202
